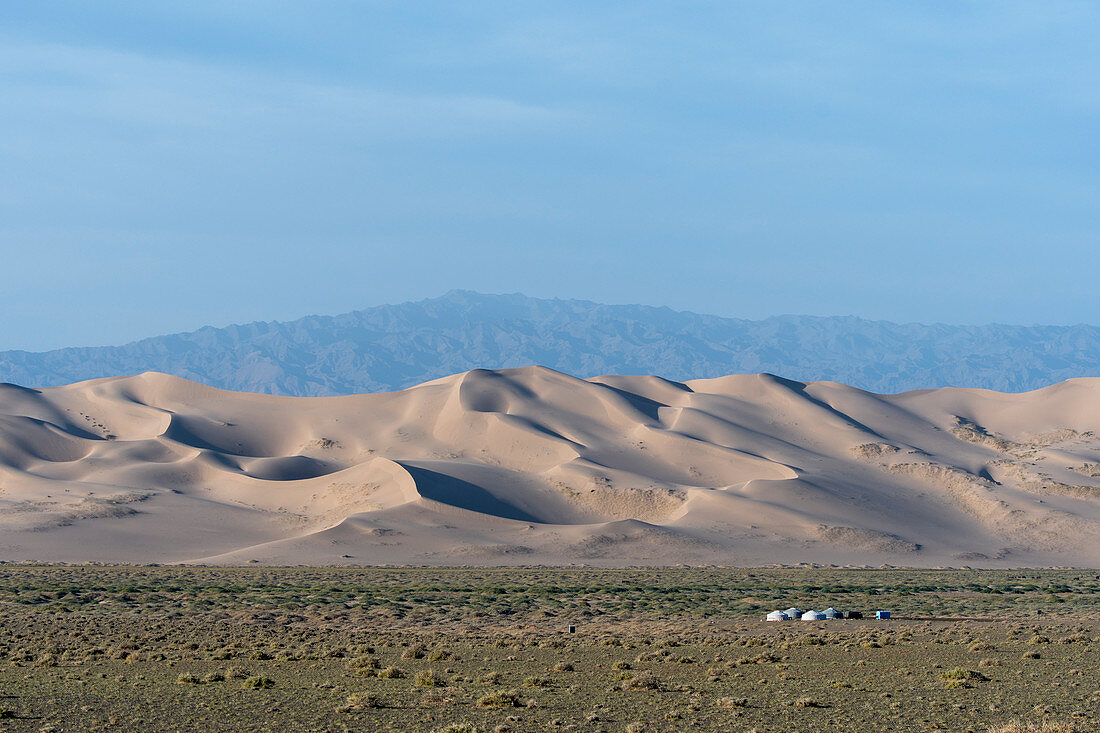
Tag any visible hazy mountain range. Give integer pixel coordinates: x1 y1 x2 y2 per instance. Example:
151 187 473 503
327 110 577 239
1 290 1097 395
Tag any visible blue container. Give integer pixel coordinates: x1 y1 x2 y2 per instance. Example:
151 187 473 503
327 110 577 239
876 610 891 620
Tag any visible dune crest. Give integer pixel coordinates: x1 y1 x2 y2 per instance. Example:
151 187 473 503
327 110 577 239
3 367 1100 566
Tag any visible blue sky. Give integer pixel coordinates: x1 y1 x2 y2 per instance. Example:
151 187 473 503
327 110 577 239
1 1 1098 350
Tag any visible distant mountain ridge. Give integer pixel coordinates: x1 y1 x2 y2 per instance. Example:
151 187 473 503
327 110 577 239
1 290 1098 395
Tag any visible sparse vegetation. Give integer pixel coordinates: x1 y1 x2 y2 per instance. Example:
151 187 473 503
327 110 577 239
436 724 479 733
342 691 383 710
377 665 406 679
987 722 1081 733
0 566 1095 731
939 667 987 681
477 689 523 708
415 668 444 687
241 675 275 689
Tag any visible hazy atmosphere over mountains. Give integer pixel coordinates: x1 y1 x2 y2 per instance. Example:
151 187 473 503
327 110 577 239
1 291 1097 397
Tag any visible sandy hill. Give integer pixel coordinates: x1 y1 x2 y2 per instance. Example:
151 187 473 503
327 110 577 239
2 367 1100 566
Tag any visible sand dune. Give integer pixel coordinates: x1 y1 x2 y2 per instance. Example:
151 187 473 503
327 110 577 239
2 367 1100 566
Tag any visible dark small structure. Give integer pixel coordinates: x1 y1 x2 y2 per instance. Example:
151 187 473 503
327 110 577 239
567 624 576 634
876 610 891 620
846 611 863 620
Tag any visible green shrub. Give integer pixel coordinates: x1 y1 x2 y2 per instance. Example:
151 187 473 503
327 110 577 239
377 666 406 679
477 689 522 708
241 676 275 689
402 643 427 660
344 692 382 710
414 669 443 687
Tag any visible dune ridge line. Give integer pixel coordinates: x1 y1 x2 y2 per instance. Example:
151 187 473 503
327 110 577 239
2 367 1100 566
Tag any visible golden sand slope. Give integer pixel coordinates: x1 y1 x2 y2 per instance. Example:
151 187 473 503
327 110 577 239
2 368 1100 566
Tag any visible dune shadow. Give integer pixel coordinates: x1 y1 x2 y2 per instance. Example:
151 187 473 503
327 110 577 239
400 463 543 523
766 373 886 438
161 415 235 453
0 382 42 395
244 455 334 481
594 384 668 422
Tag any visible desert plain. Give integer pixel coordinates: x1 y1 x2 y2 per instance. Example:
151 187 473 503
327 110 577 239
1 565 1098 732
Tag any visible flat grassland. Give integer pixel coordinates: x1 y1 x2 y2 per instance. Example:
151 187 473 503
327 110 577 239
0 567 1097 732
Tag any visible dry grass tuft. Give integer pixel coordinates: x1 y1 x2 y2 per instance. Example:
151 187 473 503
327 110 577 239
477 689 523 708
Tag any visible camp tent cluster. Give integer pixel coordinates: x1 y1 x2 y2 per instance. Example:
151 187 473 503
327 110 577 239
766 607 885 621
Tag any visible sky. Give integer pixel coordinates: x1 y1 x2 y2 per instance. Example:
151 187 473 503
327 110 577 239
1 1 1098 351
